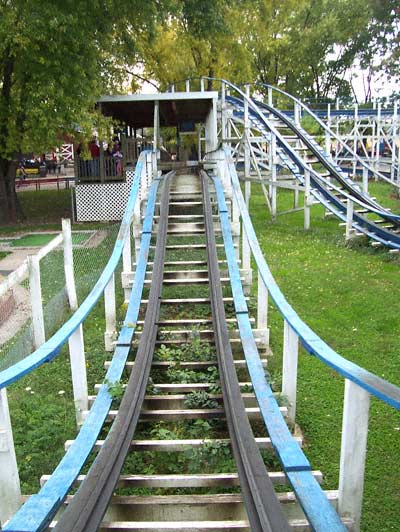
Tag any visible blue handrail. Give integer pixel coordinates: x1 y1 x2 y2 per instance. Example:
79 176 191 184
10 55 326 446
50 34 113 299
3 175 161 532
224 149 400 409
0 151 152 390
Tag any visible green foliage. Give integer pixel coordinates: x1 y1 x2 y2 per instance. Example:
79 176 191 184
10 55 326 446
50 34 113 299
105 379 126 403
184 391 219 409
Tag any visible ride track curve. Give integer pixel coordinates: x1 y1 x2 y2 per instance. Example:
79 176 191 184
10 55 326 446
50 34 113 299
1 81 399 531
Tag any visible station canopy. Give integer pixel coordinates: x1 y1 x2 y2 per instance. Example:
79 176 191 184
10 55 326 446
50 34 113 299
98 92 218 129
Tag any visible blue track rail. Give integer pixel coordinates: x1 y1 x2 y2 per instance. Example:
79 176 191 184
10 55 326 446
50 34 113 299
3 176 161 532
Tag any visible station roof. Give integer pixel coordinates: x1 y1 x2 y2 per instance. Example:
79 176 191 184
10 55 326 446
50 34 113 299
98 91 218 129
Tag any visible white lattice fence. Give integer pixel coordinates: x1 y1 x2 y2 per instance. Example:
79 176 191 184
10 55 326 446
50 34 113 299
75 169 135 222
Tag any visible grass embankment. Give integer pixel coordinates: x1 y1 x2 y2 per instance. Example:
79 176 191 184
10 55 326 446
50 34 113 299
250 181 400 531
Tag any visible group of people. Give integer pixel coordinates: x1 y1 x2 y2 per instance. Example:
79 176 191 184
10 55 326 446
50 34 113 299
76 136 124 178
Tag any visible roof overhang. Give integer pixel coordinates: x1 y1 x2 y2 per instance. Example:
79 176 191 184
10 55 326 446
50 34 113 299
98 92 218 129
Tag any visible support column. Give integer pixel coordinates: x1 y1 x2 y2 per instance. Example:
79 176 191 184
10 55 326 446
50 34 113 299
270 133 277 218
391 102 398 182
153 100 160 155
346 199 355 240
29 255 45 349
362 167 369 193
62 218 78 311
304 169 311 230
326 103 331 156
0 388 21 526
104 273 117 351
282 320 298 424
68 325 88 426
257 275 269 344
122 227 132 302
221 82 227 147
338 379 370 532
353 105 358 178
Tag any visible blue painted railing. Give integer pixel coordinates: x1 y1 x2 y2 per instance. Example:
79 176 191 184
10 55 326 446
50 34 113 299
213 175 347 531
224 150 400 409
0 151 152 391
3 175 161 532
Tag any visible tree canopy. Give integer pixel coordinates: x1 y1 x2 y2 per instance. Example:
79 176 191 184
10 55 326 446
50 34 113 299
0 0 398 222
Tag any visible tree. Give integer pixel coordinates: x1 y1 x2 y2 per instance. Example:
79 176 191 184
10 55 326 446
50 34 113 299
0 0 163 223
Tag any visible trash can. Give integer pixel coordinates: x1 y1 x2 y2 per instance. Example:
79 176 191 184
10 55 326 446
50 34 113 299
39 165 47 177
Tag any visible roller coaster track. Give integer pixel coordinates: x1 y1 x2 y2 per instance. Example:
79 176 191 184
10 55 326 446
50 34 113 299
226 93 400 251
1 98 400 531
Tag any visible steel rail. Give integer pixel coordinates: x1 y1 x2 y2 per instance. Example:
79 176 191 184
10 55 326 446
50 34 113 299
51 175 172 532
260 83 400 190
3 175 163 532
211 174 348 531
220 157 400 410
252 97 399 220
0 150 153 390
227 95 400 249
201 172 290 532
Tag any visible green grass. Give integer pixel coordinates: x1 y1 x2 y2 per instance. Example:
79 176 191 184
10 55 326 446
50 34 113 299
0 251 10 260
1 232 91 248
249 181 400 531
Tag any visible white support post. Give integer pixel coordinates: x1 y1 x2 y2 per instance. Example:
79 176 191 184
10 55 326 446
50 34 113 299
294 102 300 126
122 227 132 302
197 125 202 160
185 79 190 92
0 388 21 526
62 218 78 311
242 226 251 293
362 167 369 193
268 87 272 107
353 105 358 178
257 275 268 332
282 320 298 424
391 102 398 182
375 102 381 168
200 77 205 92
270 133 277 218
68 325 88 426
338 379 370 532
221 82 227 147
104 273 117 352
244 85 251 187
325 103 331 155
28 255 46 349
304 169 311 230
170 84 175 93
346 199 354 240
153 100 160 156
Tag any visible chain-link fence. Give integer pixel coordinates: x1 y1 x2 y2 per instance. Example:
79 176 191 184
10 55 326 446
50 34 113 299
0 225 120 372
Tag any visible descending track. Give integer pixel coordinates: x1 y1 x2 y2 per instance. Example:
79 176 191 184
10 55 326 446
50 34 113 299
1 85 400 532
226 93 400 250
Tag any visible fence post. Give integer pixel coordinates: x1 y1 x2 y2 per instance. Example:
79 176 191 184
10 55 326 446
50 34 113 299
62 218 78 311
68 325 88 426
257 274 269 335
28 255 46 349
338 379 370 532
304 169 311 230
362 167 369 193
0 388 21 526
104 273 116 351
346 199 354 240
122 226 132 303
282 320 298 424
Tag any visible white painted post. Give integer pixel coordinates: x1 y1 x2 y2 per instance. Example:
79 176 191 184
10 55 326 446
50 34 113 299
153 100 160 153
185 79 190 92
0 388 21 526
346 199 354 240
170 84 175 93
304 169 311 230
68 325 88 426
282 320 298 424
294 102 300 126
28 255 46 349
268 87 273 107
200 77 205 92
362 167 369 193
338 379 370 532
257 275 268 331
62 218 78 311
221 82 227 146
326 103 332 155
104 273 116 351
375 102 381 169
353 105 358 178
197 124 202 160
122 227 132 303
391 102 398 182
270 133 277 218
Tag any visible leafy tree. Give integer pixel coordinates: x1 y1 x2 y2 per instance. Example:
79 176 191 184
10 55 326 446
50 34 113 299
0 0 163 223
